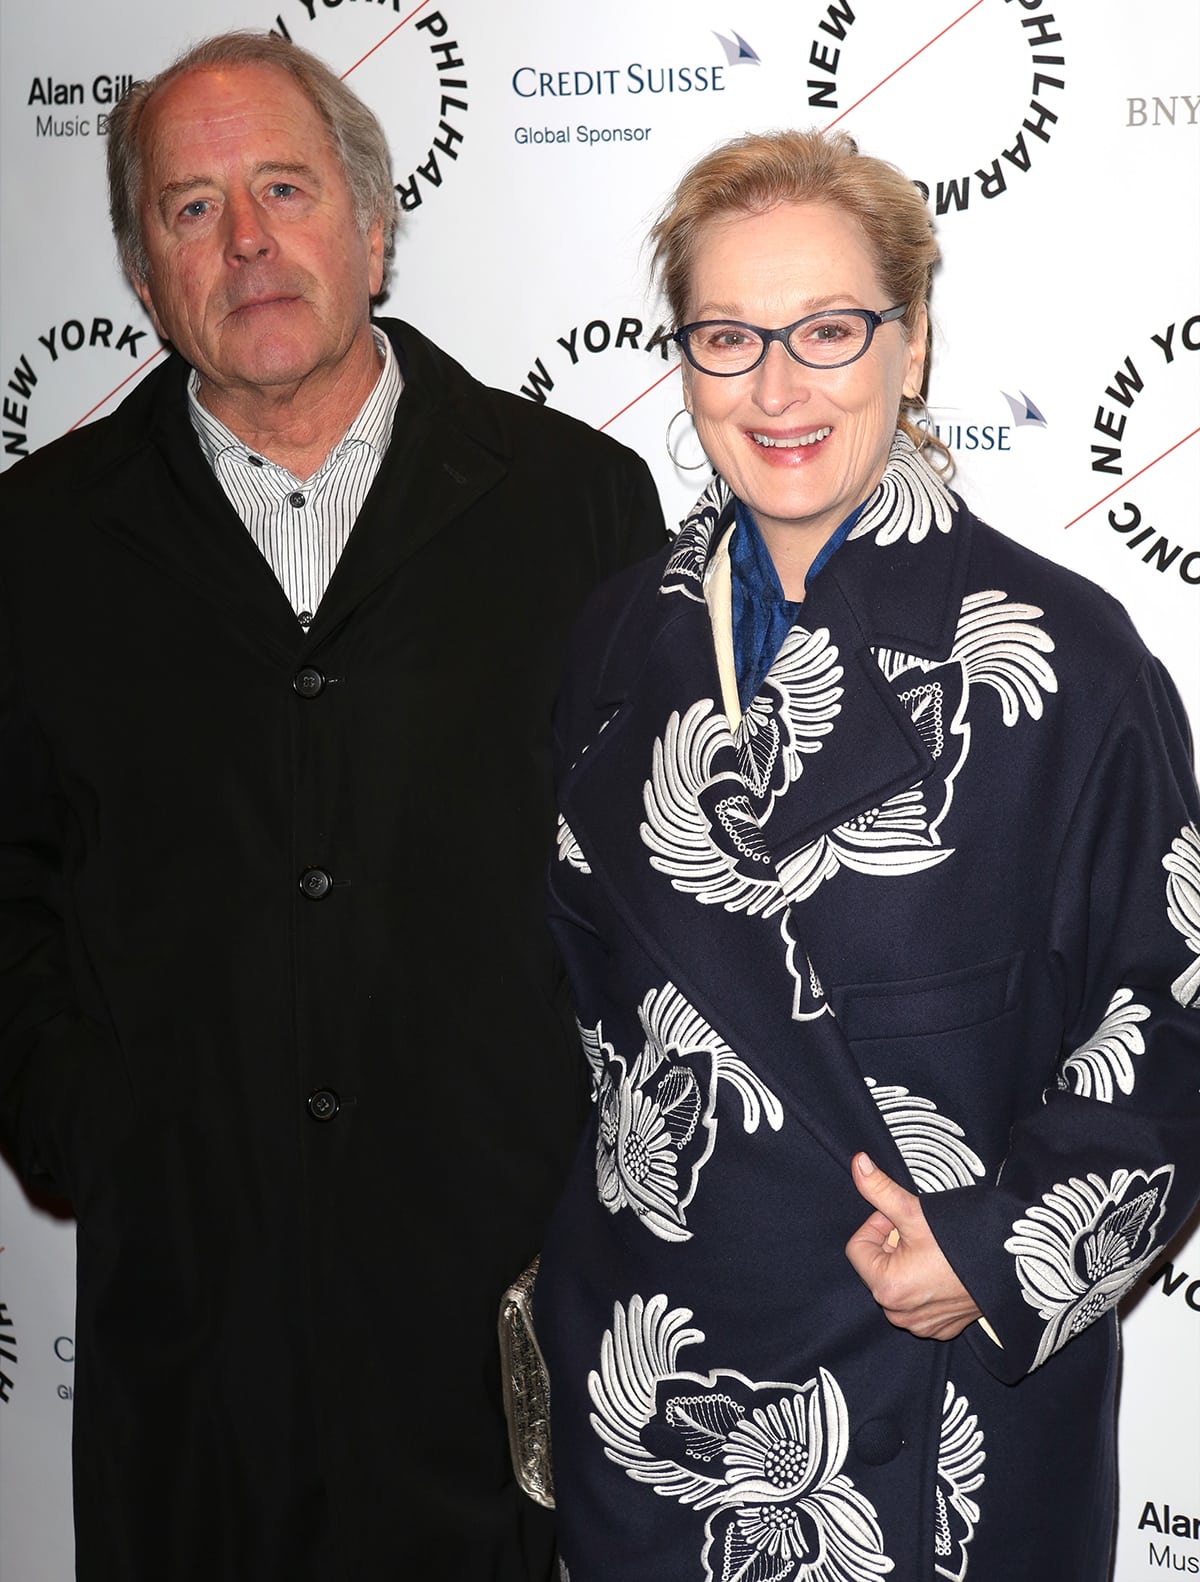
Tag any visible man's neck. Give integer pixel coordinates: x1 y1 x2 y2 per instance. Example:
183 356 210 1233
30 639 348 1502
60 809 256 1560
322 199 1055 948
195 328 384 480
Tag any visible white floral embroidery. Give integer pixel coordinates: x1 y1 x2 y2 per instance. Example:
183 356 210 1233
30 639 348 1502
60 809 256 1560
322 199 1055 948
642 699 787 918
848 431 958 546
777 785 959 904
946 590 1058 725
662 476 728 602
865 1079 985 1191
1057 988 1150 1102
934 1382 985 1581
640 702 842 1024
1164 823 1200 1007
578 1021 614 1100
556 815 591 874
589 1293 894 1581
874 592 1058 722
735 625 844 807
1004 1165 1174 1370
581 985 782 1242
781 910 833 1022
779 590 1057 904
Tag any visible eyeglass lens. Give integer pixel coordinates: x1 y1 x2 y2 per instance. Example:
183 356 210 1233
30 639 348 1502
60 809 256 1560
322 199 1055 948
688 311 875 372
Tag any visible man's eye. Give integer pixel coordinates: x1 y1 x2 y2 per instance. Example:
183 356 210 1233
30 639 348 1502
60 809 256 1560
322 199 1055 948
267 182 298 199
180 199 210 220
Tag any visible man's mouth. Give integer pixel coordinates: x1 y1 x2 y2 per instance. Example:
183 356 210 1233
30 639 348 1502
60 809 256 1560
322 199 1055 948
227 292 299 318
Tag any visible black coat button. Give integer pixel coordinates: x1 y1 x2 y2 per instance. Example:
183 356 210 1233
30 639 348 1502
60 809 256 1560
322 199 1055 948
306 1088 340 1122
293 666 325 699
299 867 332 900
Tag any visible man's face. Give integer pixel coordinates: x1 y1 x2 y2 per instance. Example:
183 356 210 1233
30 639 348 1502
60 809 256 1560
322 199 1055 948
133 63 384 400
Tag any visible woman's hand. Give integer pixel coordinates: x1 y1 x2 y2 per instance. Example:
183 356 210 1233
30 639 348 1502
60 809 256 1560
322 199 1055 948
844 1153 983 1341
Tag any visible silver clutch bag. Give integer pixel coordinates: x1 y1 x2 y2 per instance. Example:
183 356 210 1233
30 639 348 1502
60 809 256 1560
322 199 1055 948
498 1255 555 1508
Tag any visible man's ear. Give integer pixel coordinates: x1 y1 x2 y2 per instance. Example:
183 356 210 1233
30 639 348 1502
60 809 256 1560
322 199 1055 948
367 215 385 300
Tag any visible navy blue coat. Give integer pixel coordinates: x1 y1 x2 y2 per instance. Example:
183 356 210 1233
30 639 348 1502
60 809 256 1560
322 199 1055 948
536 440 1200 1582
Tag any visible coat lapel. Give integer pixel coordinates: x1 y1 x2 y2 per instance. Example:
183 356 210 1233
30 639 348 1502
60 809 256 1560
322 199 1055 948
78 362 307 659
746 570 936 862
304 323 510 645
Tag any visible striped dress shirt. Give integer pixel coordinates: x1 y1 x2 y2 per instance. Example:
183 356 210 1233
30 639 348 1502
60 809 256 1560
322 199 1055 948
187 328 402 627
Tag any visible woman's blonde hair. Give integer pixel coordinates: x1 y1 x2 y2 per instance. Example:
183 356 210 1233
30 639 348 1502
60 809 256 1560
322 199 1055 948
650 128 949 469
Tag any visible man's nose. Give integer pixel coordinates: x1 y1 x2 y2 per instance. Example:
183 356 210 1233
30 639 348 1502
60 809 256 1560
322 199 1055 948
223 192 274 265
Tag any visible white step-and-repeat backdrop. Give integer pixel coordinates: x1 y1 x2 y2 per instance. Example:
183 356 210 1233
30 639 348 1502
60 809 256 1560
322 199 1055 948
1 2 1197 1576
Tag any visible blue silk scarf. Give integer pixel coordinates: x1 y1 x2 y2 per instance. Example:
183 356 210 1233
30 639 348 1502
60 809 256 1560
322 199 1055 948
730 496 866 710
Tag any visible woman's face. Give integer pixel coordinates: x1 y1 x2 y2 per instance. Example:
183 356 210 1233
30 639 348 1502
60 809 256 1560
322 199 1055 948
682 200 926 563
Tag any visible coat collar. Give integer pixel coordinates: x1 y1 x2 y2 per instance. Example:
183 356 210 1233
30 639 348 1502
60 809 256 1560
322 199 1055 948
586 436 973 857
66 319 513 658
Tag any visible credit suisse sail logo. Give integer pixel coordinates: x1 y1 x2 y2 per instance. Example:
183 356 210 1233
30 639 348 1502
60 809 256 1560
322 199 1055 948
919 390 1046 458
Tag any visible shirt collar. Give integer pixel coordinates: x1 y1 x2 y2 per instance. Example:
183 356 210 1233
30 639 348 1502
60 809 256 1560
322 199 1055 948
186 326 401 478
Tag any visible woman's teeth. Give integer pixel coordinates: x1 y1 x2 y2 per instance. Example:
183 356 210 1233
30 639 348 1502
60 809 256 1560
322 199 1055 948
751 426 832 449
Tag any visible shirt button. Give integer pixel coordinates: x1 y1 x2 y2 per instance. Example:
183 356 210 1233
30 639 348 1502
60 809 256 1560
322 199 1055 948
293 666 326 699
299 867 332 900
306 1088 340 1123
288 491 306 508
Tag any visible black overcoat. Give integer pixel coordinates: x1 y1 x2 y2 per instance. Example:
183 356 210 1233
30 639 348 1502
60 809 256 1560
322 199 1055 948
0 319 665 1581
536 442 1200 1581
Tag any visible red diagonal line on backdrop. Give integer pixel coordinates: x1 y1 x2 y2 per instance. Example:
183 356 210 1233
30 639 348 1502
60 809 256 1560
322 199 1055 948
342 0 433 79
600 363 680 431
68 345 167 431
823 0 987 131
60 5 431 435
599 1 987 433
1061 427 1200 530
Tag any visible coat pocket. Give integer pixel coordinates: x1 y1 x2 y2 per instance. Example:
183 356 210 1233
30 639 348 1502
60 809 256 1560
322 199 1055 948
831 953 1023 1042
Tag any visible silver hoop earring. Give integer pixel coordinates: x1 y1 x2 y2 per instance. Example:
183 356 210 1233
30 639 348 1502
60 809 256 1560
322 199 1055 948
666 407 710 471
903 392 931 432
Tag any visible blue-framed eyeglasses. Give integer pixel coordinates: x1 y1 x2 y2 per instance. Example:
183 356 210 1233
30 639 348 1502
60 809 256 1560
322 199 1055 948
673 304 908 376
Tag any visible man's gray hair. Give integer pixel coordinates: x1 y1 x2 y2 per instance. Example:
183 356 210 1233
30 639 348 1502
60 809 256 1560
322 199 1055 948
106 31 399 292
